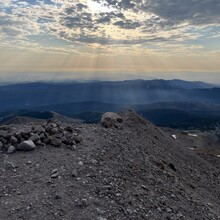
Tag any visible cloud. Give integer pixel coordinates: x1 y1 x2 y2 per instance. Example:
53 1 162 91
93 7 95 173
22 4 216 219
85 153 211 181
142 0 220 26
0 0 219 55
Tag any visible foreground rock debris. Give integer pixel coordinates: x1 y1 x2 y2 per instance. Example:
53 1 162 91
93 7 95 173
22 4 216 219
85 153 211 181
0 111 219 220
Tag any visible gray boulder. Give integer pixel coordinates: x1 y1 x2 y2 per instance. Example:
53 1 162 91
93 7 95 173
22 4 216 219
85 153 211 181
51 138 62 147
29 134 40 142
16 140 36 151
73 135 83 144
101 112 123 128
10 136 18 144
7 146 16 154
34 125 45 134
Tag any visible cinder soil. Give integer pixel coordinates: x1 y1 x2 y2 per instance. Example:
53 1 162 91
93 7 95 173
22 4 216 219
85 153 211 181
0 111 220 220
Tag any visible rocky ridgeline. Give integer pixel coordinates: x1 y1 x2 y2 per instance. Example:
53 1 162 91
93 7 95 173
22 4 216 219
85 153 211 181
0 111 220 220
0 120 83 154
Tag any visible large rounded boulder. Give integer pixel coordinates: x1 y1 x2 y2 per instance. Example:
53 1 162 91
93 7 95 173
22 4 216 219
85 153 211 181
101 112 123 128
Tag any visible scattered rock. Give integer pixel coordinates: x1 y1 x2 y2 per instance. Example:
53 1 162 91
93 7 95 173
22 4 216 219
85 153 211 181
73 136 83 144
101 112 123 128
97 217 107 220
169 163 177 172
71 169 78 177
171 134 177 139
0 141 3 149
78 161 84 166
29 134 40 142
67 145 76 151
54 194 62 199
51 127 59 135
7 145 16 154
64 126 73 132
75 198 89 208
34 125 45 134
51 169 59 178
10 136 18 144
16 140 36 151
50 138 62 147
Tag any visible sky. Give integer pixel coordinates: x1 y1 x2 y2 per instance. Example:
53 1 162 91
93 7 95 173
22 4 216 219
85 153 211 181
0 0 220 83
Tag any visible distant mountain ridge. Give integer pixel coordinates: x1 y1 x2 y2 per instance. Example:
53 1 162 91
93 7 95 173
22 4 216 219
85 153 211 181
0 79 219 129
0 79 219 112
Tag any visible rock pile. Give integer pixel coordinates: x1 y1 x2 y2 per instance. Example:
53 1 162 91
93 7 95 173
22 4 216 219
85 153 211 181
0 120 82 154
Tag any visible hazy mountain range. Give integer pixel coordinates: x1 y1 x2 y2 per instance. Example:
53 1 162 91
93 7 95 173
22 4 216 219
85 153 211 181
0 79 220 129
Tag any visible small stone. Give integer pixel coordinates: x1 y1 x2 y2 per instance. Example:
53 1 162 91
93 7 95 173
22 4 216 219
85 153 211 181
78 161 84 166
96 208 105 215
10 136 18 144
73 136 83 144
26 161 32 165
171 134 177 139
166 208 172 213
97 217 107 220
126 209 133 214
141 185 147 190
64 126 73 132
36 140 44 146
50 123 57 128
67 145 76 151
51 173 59 178
71 169 78 177
169 163 177 172
0 141 3 149
16 140 36 151
157 207 162 212
52 169 58 174
34 126 45 134
7 145 16 154
54 194 62 199
29 134 40 142
51 138 62 147
43 138 51 144
61 136 67 143
51 128 59 135
75 198 88 208
39 133 46 140
26 206 31 211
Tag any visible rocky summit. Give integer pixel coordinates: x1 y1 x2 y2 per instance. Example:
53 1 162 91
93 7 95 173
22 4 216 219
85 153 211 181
0 111 219 220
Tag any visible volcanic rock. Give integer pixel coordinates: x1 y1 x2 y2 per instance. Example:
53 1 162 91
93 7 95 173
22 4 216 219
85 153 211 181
16 140 36 151
0 141 3 149
10 136 18 144
101 112 123 128
29 134 40 142
50 137 62 147
7 145 16 154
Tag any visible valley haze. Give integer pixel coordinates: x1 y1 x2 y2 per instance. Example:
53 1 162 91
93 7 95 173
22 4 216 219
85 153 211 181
0 79 220 130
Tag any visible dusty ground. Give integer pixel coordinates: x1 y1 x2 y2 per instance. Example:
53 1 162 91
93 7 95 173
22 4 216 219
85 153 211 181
0 111 220 220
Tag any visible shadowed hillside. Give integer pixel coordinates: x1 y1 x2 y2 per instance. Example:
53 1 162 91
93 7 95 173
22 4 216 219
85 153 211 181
0 111 220 219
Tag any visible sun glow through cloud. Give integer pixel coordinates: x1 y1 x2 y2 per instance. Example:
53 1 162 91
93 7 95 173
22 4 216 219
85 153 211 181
87 0 114 13
0 0 219 82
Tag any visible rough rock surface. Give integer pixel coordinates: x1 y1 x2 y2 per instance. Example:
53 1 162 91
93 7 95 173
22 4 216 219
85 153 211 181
17 140 36 151
0 111 219 220
101 112 123 128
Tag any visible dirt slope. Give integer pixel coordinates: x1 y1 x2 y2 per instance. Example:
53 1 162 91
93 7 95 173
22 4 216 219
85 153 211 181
0 111 219 220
